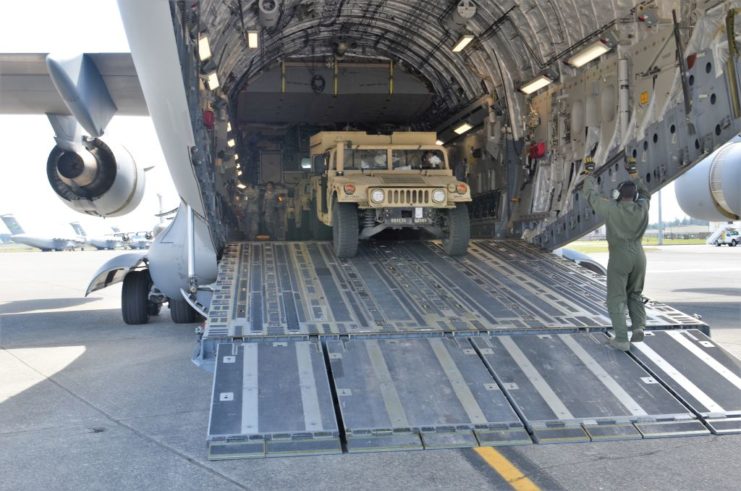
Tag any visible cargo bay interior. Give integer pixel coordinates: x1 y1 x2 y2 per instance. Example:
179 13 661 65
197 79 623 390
186 0 730 252
190 0 539 245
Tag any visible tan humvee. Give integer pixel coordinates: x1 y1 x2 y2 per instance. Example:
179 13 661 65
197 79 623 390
306 131 472 257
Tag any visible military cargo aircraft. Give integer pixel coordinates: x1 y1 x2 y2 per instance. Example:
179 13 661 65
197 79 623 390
2 0 741 458
70 222 125 250
1 214 84 251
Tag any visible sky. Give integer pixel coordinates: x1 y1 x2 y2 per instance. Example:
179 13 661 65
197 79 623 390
0 0 690 237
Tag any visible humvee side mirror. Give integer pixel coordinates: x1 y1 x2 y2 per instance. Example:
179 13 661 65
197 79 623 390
313 156 326 174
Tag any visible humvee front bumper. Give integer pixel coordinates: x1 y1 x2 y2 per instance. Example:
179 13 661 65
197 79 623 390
359 207 442 239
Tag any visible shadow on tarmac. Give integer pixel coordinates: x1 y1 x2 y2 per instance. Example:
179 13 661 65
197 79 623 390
673 287 741 297
0 297 101 315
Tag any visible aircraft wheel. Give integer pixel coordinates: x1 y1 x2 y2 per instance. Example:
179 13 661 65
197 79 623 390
442 203 470 257
332 202 359 258
122 270 151 325
732 240 738 247
170 298 198 323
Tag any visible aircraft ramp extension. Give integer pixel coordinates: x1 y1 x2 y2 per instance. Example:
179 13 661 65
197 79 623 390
201 241 741 459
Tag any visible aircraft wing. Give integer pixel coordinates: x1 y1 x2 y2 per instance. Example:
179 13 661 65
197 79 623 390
0 53 147 115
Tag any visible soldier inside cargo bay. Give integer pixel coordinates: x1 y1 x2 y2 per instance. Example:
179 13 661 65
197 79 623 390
242 182 260 240
582 156 650 352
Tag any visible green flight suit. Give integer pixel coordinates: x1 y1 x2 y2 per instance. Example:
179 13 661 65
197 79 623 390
583 176 650 342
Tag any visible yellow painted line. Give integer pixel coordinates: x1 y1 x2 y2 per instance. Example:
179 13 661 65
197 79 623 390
474 447 541 491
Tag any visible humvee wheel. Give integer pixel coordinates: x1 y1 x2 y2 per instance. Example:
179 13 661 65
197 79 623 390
442 203 470 256
311 199 332 240
333 201 359 258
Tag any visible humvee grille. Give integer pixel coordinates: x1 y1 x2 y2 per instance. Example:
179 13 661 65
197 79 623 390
375 188 444 206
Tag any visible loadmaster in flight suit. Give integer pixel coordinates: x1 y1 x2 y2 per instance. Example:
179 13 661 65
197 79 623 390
582 157 650 352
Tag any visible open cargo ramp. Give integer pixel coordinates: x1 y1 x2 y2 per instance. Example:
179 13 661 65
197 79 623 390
200 241 741 459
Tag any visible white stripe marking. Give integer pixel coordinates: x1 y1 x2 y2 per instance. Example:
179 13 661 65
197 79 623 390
241 343 259 434
633 342 725 413
560 335 648 416
666 331 741 391
499 336 574 420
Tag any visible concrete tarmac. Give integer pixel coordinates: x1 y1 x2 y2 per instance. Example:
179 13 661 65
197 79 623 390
0 246 739 490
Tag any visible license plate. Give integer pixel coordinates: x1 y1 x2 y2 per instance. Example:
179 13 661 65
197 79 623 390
414 207 423 219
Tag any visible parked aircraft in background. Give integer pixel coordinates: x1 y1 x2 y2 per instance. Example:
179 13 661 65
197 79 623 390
0 214 84 251
120 230 153 250
70 222 125 250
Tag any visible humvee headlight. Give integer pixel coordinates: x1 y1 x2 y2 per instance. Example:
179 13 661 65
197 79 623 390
456 183 468 194
344 183 356 195
370 189 385 203
432 189 446 203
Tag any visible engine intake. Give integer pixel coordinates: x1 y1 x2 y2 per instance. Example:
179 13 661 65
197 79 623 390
676 140 741 221
47 138 145 217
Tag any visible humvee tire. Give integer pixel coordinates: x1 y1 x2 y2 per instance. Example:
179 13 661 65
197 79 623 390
442 203 470 256
333 201 359 258
311 199 332 240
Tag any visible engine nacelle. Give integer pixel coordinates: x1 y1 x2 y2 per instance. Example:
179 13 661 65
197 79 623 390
46 138 145 217
676 141 741 221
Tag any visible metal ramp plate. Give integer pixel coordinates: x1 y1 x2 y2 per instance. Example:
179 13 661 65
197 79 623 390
630 329 741 434
471 332 708 443
207 341 340 459
325 337 530 452
204 240 705 339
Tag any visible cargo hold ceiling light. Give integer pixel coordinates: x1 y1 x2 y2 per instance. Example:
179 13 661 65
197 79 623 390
565 38 612 68
519 74 553 95
206 71 220 90
247 30 259 49
452 34 475 53
237 183 247 189
227 138 236 147
198 33 211 61
453 122 473 135
435 139 444 146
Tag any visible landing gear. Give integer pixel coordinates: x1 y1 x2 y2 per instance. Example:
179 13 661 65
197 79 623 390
332 202 359 258
441 203 470 257
147 301 162 316
122 270 152 324
169 297 198 323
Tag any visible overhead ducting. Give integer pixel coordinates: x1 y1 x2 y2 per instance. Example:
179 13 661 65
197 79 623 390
258 0 281 28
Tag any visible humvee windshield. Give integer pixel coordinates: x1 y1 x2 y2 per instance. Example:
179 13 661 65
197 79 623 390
392 149 445 170
344 148 387 170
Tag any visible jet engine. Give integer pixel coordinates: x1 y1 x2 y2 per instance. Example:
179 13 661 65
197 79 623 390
676 141 741 221
46 138 145 217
